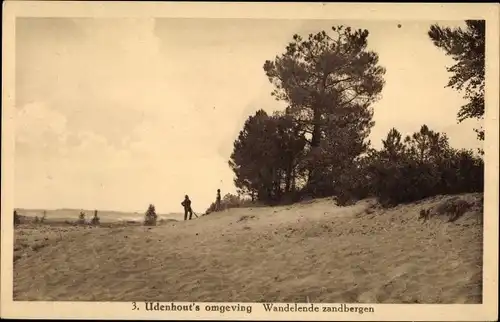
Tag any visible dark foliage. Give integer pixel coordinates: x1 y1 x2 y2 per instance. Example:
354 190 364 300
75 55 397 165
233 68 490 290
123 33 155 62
144 204 158 226
228 23 484 209
428 20 485 145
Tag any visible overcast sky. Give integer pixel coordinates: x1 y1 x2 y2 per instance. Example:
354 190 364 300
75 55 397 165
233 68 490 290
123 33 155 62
14 18 482 213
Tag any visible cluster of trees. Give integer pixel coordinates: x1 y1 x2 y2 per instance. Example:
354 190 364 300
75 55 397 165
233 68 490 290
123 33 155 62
337 125 483 206
13 209 102 226
228 21 485 208
205 192 255 214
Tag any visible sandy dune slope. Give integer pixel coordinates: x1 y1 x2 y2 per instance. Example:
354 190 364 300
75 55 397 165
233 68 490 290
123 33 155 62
13 193 483 303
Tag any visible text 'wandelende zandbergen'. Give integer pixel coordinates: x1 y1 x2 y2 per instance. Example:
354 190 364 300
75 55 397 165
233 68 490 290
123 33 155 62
262 303 375 314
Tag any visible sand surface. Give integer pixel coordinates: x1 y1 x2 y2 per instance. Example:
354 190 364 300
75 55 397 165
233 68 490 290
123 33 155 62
13 193 483 303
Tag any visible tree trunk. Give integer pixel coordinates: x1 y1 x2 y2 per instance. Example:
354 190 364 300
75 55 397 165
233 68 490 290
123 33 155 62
311 113 321 148
307 108 322 188
273 169 283 202
285 164 292 194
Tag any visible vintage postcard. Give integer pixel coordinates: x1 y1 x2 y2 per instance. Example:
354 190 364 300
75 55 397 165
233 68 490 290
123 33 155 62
1 1 499 321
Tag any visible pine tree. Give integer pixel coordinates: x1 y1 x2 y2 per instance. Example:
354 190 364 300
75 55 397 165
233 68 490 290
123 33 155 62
428 20 485 143
144 204 158 226
228 110 306 204
228 110 276 202
380 128 406 161
263 25 386 193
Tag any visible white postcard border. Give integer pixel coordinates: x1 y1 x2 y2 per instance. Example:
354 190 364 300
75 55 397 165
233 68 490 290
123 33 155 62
2 1 499 321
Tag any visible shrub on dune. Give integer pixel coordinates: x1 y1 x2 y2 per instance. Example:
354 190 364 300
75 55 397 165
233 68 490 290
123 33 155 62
144 204 158 226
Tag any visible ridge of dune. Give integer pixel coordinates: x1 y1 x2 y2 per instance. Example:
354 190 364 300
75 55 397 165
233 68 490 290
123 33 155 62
13 193 483 303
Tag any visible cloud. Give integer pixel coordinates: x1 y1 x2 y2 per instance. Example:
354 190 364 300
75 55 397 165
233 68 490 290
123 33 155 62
16 18 170 148
15 102 69 157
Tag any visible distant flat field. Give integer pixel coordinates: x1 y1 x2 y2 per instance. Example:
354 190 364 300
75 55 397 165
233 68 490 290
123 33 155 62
15 208 183 223
13 193 483 303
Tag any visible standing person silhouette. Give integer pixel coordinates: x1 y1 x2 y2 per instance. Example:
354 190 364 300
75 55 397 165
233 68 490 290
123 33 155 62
216 189 222 211
181 195 193 221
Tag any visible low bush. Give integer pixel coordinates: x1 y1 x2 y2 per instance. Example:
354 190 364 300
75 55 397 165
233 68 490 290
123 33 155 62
77 211 86 225
433 197 472 222
144 204 158 226
205 193 258 214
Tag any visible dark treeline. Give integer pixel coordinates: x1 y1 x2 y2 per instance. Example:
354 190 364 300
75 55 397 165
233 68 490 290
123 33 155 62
228 21 485 208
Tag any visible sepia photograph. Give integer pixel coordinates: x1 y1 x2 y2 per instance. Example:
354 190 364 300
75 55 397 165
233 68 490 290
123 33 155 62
2 1 499 321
